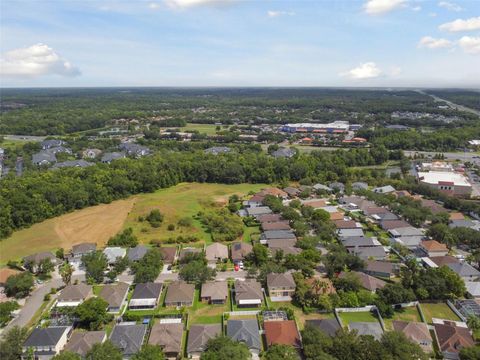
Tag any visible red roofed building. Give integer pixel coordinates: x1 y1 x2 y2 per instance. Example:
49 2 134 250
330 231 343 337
264 320 302 349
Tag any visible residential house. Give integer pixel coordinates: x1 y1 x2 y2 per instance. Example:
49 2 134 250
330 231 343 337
204 146 231 155
262 230 296 241
64 331 106 358
420 240 449 257
342 237 381 249
338 228 365 239
82 148 102 159
99 282 130 313
23 252 58 273
101 152 126 164
301 199 328 209
433 322 475 360
271 147 296 159
179 247 202 261
201 281 228 304
22 326 72 359
165 281 195 307
329 182 345 193
127 245 149 262
57 284 93 307
305 319 341 337
129 282 163 310
313 183 333 193
41 139 66 150
234 279 263 307
305 277 336 295
352 182 368 191
103 247 126 265
227 319 262 355
373 212 399 221
69 243 96 264
283 187 300 197
430 256 459 267
334 220 360 229
205 243 228 264
258 214 283 223
373 185 396 194
447 263 480 282
159 247 177 264
148 323 183 359
264 320 301 349
246 193 264 208
268 245 301 256
245 206 272 218
261 221 291 231
392 321 433 354
231 242 253 263
266 272 296 300
389 227 424 238
119 143 150 157
330 212 345 221
363 260 399 279
449 219 480 231
259 187 288 199
348 246 387 261
420 199 448 214
380 220 411 231
339 271 387 292
52 160 93 169
465 282 480 299
110 324 147 358
348 322 383 340
187 324 221 359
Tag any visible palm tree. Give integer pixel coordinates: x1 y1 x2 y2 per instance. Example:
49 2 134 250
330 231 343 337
60 263 74 286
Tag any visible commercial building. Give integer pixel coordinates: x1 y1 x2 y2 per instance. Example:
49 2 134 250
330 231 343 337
417 171 472 197
281 121 350 134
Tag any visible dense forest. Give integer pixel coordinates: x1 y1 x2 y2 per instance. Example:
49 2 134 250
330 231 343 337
1 88 475 135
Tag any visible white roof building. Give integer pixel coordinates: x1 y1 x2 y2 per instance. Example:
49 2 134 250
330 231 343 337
417 171 472 197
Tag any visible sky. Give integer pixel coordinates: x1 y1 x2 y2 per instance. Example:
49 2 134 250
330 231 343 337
0 0 479 88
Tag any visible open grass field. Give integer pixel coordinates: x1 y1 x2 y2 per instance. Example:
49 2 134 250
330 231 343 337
0 198 136 264
384 306 423 330
180 123 219 135
123 182 266 245
338 311 379 326
0 139 31 150
1 182 266 264
420 302 460 323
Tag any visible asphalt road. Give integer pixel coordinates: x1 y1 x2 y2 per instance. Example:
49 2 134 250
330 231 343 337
2 274 85 336
404 150 480 162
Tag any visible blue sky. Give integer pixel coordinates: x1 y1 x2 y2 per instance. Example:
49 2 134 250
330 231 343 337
1 0 479 87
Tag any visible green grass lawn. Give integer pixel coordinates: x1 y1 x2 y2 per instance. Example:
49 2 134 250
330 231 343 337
179 123 219 135
419 303 460 323
93 285 103 296
338 311 379 326
123 182 266 245
384 306 423 330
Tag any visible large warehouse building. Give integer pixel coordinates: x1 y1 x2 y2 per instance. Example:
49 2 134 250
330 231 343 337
281 121 351 133
417 171 472 197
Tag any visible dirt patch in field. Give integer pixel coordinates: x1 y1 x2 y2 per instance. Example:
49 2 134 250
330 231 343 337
0 198 136 263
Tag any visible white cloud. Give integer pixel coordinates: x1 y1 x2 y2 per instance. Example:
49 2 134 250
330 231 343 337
439 17 480 32
438 1 463 12
363 0 406 15
164 0 233 9
418 36 454 49
267 10 296 18
458 36 480 54
341 62 382 79
148 2 161 9
429 12 438 17
0 43 80 78
411 6 422 12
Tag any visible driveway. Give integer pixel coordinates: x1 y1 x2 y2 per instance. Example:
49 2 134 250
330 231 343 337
1 274 84 335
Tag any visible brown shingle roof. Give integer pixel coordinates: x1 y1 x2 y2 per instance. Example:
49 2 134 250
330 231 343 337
99 282 129 309
421 240 448 252
260 188 288 198
165 281 195 304
0 268 20 284
58 284 92 302
393 321 432 352
434 323 475 355
264 320 301 348
267 273 296 289
231 242 252 262
339 271 386 292
258 214 283 223
261 221 291 231
159 247 177 264
449 212 465 221
201 281 228 301
334 220 358 229
65 331 106 357
380 220 411 230
148 323 183 354
235 279 263 302
430 256 459 267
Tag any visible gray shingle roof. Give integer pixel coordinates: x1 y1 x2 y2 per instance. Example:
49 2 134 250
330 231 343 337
64 331 106 356
447 263 480 277
109 324 147 356
305 319 341 337
187 324 221 354
227 319 262 350
131 282 163 300
348 322 383 340
165 281 195 304
127 245 149 262
24 327 70 347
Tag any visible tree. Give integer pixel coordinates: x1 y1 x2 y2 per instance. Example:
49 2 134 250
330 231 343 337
86 341 123 360
82 251 108 284
131 345 165 360
459 346 480 360
376 283 416 305
201 336 251 360
263 344 299 360
60 262 74 286
52 352 82 360
179 260 216 285
131 248 163 283
0 301 19 326
56 248 65 260
37 258 55 279
249 243 269 266
5 272 34 298
107 228 138 247
466 315 480 331
381 331 428 360
0 326 29 360
75 297 112 330
146 209 164 227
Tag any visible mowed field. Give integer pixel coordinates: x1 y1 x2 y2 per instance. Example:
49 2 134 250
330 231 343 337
0 198 136 264
123 182 266 245
180 123 219 135
1 182 265 264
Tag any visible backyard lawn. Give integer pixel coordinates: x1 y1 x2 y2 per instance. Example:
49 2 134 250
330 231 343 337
419 303 460 323
383 306 423 330
338 311 379 326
